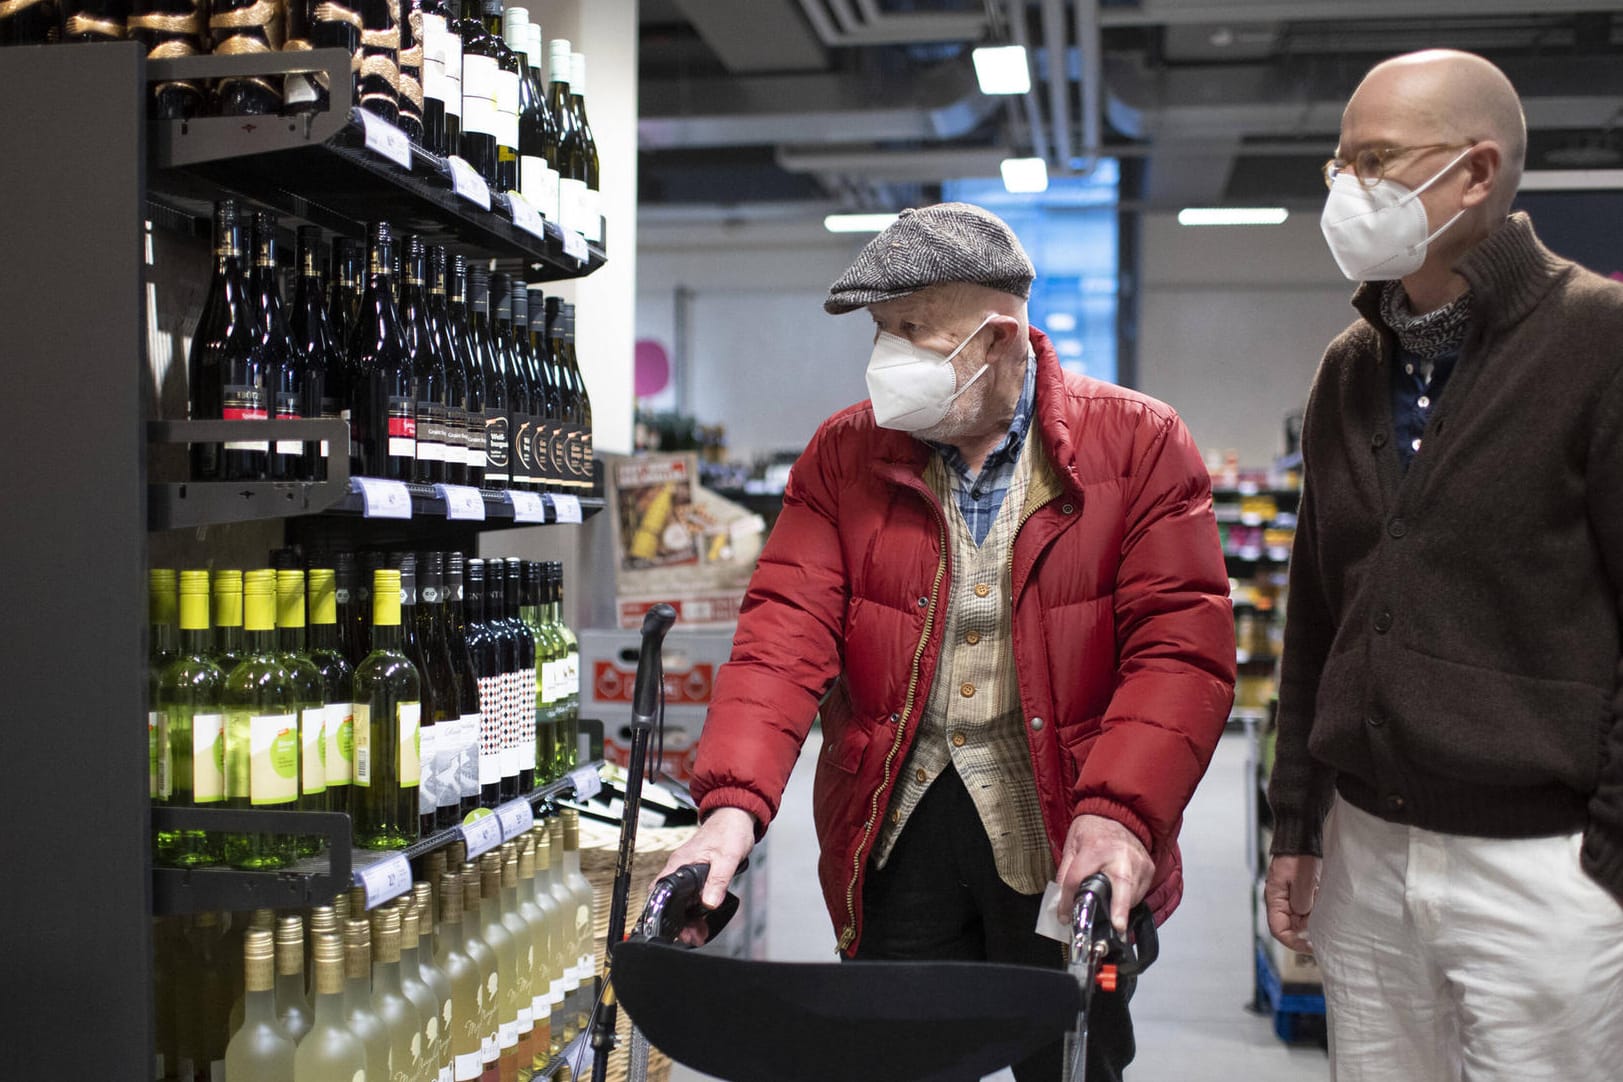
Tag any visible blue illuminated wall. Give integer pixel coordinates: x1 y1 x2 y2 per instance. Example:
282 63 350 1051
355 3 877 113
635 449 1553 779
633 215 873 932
944 163 1120 384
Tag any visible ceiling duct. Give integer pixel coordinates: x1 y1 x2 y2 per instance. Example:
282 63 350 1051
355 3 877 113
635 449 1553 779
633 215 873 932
673 0 829 73
795 0 987 46
1095 0 1623 28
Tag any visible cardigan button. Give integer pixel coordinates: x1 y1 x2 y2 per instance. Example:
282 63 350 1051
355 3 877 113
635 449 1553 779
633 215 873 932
1388 517 1407 539
1387 794 1407 813
1372 431 1389 450
1374 610 1394 633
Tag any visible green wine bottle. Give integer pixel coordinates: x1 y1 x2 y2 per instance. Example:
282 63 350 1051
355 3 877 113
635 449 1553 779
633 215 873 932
352 568 423 850
547 563 579 775
278 568 329 858
521 562 560 783
154 570 226 867
307 566 356 818
213 569 247 673
150 569 179 806
223 569 301 869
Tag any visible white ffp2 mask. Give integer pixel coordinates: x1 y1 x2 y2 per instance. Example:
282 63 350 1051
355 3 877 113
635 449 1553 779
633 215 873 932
1320 146 1473 281
865 314 995 432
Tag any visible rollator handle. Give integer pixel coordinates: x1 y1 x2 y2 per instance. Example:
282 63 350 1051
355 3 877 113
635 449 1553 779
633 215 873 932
635 859 749 945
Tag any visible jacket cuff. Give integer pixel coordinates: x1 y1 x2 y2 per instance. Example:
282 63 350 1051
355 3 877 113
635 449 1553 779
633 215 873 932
1581 826 1623 907
1269 813 1324 858
1073 796 1155 858
698 788 771 842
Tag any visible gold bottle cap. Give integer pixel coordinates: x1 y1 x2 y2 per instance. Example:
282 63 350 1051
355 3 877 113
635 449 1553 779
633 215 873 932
308 905 337 937
439 872 464 923
447 840 468 867
401 904 421 949
562 808 580 849
548 816 564 848
532 826 552 869
413 882 435 928
349 885 369 915
243 928 276 992
312 933 346 995
275 915 305 976
502 849 520 889
343 917 372 981
517 839 536 881
461 866 482 913
372 908 403 963
333 891 351 923
195 911 221 928
480 853 502 898
250 907 276 931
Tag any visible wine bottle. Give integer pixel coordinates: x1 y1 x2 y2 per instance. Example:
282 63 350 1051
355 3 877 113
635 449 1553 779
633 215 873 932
173 910 231 1082
419 0 460 157
517 22 557 226
355 550 386 664
416 553 463 832
455 0 500 185
296 933 367 1082
427 247 468 486
128 0 206 119
150 569 179 808
545 38 585 237
497 846 535 1076
334 551 365 670
523 287 557 492
250 212 311 482
484 0 521 193
522 563 558 782
358 0 401 123
569 51 601 245
309 567 356 817
508 282 540 493
328 237 362 366
559 811 595 1039
155 570 224 867
460 865 501 1082
463 560 499 810
398 0 426 143
490 276 528 492
486 562 520 803
349 222 416 481
289 227 341 477
513 838 550 1065
503 559 536 795
537 821 574 1048
368 907 425 1082
400 238 447 483
448 256 485 489
445 553 483 822
352 567 423 849
393 553 441 839
436 872 484 1082
469 265 509 490
281 0 321 114
225 929 296 1082
341 918 395 1082
190 200 268 482
276 568 327 856
223 569 300 870
525 827 562 1065
213 569 247 672
62 0 125 42
555 563 580 771
274 915 313 1043
210 0 283 116
542 298 573 494
398 902 448 1082
563 304 592 491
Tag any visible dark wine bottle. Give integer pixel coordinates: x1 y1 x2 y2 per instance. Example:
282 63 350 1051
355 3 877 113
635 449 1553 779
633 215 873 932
491 3 524 193
357 0 401 123
415 553 462 832
348 222 415 481
543 297 573 493
353 551 386 667
524 286 557 491
249 211 310 483
418 0 460 157
492 275 529 492
516 21 557 224
428 247 468 486
503 558 536 795
464 559 500 808
0 0 62 43
564 303 592 490
398 0 426 143
351 567 422 851
400 237 447 482
449 255 485 488
190 200 268 482
210 0 283 117
128 0 206 119
290 226 341 480
445 553 482 821
392 555 440 839
487 560 520 802
569 50 601 245
62 0 126 43
334 551 366 669
509 282 541 492
281 0 322 114
304 0 362 116
470 264 509 490
546 38 586 236
454 0 499 185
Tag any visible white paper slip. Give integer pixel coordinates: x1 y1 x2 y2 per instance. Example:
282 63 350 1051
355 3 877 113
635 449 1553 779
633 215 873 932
561 229 588 262
509 194 546 239
495 799 534 841
1035 880 1070 944
359 110 413 170
460 812 504 858
351 476 413 519
567 764 602 801
447 155 492 210
355 853 414 909
435 483 486 521
550 494 582 524
980 1069 1018 1082
506 489 545 523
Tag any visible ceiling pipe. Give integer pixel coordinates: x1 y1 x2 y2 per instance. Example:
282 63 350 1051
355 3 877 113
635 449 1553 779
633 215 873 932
796 0 986 46
1039 0 1073 172
1073 0 1101 174
1004 0 1050 163
1095 0 1623 27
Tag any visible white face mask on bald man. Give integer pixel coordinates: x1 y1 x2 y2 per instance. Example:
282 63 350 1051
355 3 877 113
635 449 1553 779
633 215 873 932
1320 145 1474 281
865 314 995 432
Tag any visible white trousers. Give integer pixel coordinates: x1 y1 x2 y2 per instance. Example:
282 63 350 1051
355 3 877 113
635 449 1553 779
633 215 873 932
1312 796 1623 1082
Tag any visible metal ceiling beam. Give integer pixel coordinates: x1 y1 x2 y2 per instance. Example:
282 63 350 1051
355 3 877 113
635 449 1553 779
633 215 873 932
1040 0 1074 168
673 0 829 73
776 144 1014 181
795 0 986 45
1096 0 1623 27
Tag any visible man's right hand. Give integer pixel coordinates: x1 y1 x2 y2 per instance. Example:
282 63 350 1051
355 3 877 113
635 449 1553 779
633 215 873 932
1264 854 1321 955
654 806 757 946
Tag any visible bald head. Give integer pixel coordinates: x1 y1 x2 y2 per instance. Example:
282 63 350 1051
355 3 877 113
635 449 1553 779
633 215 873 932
1346 49 1527 214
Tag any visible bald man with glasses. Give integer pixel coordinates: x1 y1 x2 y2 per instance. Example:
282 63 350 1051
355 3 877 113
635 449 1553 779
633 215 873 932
1266 49 1623 1079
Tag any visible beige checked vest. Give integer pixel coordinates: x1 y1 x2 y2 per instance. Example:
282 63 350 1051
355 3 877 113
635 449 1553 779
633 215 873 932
873 433 1064 894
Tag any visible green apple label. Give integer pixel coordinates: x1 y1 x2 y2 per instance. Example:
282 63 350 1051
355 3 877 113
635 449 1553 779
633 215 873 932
193 714 226 803
250 714 300 804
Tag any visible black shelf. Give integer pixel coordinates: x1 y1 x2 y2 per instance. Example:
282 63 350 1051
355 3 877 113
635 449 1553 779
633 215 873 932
148 419 354 530
144 49 606 275
325 483 605 526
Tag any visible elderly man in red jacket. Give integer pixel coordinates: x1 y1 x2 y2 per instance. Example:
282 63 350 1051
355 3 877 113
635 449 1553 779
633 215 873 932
660 202 1235 1081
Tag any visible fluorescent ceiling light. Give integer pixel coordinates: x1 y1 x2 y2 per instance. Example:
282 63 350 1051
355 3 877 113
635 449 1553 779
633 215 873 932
1519 169 1623 191
972 45 1031 95
1001 156 1049 194
1177 207 1289 226
823 213 899 234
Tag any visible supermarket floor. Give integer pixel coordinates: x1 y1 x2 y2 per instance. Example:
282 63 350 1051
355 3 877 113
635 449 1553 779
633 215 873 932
666 731 1331 1082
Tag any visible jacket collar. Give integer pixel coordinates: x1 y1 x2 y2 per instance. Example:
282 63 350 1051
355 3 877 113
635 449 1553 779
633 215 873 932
1351 212 1573 333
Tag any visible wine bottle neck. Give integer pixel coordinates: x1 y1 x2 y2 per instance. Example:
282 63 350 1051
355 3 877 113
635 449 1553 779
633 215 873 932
277 625 306 654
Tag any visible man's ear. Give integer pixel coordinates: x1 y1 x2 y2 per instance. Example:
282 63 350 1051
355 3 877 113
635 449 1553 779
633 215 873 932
987 314 1024 362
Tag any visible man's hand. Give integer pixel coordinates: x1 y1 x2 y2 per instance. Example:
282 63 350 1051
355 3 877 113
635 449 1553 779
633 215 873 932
1056 814 1155 934
653 807 756 946
1264 854 1320 955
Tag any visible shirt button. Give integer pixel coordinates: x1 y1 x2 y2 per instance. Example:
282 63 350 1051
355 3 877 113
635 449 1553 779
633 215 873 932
1411 438 1422 452
1387 794 1406 812
951 732 967 748
1029 717 1044 732
1374 609 1393 633
965 631 981 645
890 809 902 825
1405 364 1415 375
971 487 983 499
1417 396 1431 409
974 583 991 598
1372 431 1389 450
1388 517 1407 539
915 768 927 783
960 682 975 698
1365 713 1385 728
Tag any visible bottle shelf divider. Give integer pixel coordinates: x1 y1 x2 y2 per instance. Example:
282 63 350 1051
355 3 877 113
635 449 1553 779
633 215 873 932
147 419 354 530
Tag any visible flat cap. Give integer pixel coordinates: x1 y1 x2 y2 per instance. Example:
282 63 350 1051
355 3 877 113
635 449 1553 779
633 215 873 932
824 202 1035 315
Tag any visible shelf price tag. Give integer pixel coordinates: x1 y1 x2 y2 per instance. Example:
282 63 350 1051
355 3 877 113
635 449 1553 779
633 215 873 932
359 110 413 170
549 494 583 524
435 483 487 521
567 764 603 802
351 476 413 519
509 194 547 240
354 853 413 909
459 810 504 858
447 155 492 210
496 798 535 841
505 489 546 523
561 229 589 263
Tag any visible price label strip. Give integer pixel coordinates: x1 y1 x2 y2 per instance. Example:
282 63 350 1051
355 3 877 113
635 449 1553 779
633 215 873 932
505 489 546 523
435 483 487 521
447 155 492 210
351 476 413 519
354 853 414 909
550 494 582 524
359 110 413 170
495 798 535 841
561 229 589 263
509 194 547 240
567 764 603 802
459 811 504 858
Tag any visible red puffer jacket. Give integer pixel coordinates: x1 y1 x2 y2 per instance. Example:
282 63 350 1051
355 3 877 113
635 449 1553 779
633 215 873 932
691 329 1236 955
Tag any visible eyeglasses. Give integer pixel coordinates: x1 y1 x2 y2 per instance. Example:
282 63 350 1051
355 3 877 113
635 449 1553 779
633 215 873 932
1322 142 1474 190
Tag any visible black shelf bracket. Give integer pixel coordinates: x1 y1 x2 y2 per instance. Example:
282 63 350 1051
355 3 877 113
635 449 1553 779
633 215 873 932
146 50 355 166
150 808 353 914
147 419 353 530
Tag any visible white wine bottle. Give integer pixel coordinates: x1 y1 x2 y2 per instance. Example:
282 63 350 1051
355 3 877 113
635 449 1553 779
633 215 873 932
458 865 501 1079
226 928 297 1081
150 569 179 809
213 569 247 672
368 906 427 1082
278 568 329 858
513 838 548 1066
295 932 368 1082
524 827 560 1066
276 916 315 1043
436 871 485 1082
155 569 226 867
476 853 521 1082
223 570 301 869
412 881 456 1076
498 844 537 1072
398 902 450 1082
343 917 395 1082
542 819 577 1042
533 824 569 1056
559 812 595 1039
352 568 424 850
307 567 356 819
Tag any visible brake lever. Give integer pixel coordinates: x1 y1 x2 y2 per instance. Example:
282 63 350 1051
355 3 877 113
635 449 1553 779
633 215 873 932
636 858 749 945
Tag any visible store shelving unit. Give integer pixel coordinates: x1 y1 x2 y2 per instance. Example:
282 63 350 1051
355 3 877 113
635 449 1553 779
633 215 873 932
1 41 607 1078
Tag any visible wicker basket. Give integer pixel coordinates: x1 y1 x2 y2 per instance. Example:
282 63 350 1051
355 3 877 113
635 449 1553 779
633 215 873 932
579 818 699 1082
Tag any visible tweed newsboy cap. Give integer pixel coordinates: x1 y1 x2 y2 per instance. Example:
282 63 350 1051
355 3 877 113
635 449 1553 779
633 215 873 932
824 202 1035 314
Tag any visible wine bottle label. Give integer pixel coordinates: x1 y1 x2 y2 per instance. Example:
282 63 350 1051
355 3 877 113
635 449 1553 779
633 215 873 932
439 1064 452 1082
209 1059 225 1082
518 1005 532 1032
353 702 372 785
467 409 488 466
325 702 354 786
461 54 499 137
285 73 321 106
566 424 588 483
149 711 161 798
444 31 462 118
484 413 510 471
564 652 579 698
193 712 226 802
249 713 300 805
522 670 537 747
477 679 500 785
460 712 483 797
494 69 520 150
419 722 439 814
416 400 447 461
498 1021 517 1049
388 396 419 459
582 188 602 243
443 404 468 463
223 385 270 452
538 164 561 226
559 177 587 235
454 1051 482 1081
399 701 422 786
155 711 173 800
548 425 570 485
420 12 446 102
531 992 545 1019
301 706 327 794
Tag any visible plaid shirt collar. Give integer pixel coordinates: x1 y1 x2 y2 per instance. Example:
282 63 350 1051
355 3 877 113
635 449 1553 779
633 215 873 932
927 349 1037 485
